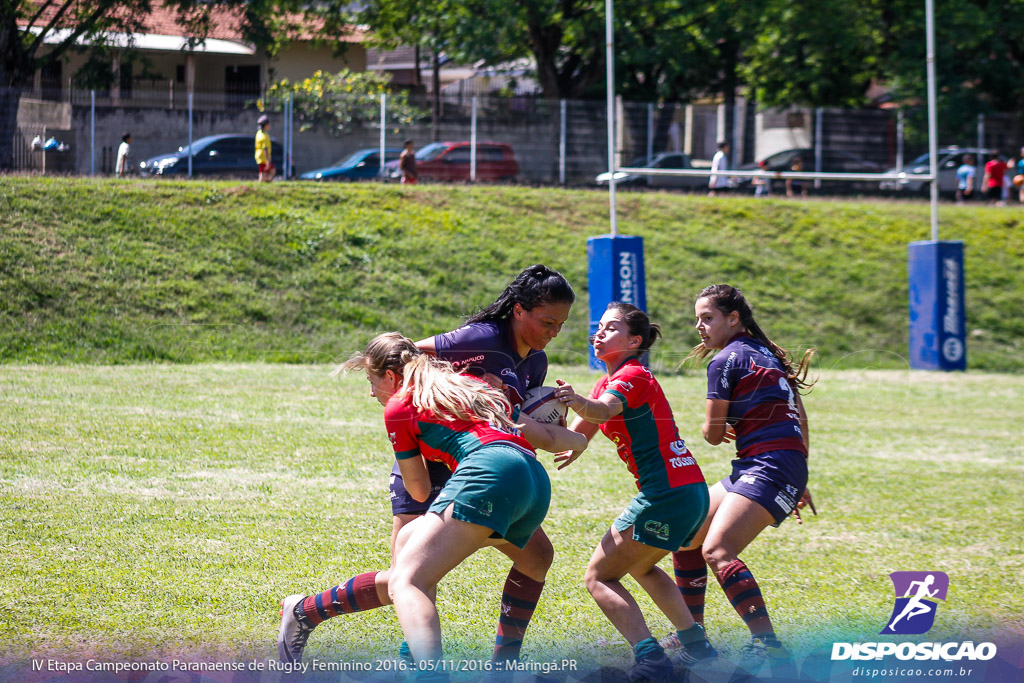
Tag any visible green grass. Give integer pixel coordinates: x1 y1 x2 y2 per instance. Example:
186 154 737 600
1 177 1023 370
1 364 1021 678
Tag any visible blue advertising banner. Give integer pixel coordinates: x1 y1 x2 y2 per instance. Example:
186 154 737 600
908 241 966 371
586 235 647 369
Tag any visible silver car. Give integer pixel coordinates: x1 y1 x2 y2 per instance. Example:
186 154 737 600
880 147 1002 195
596 152 708 189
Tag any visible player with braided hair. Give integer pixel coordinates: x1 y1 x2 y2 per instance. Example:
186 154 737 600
670 284 815 672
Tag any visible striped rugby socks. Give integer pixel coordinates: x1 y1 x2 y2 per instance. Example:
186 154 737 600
715 559 775 640
296 571 383 626
492 568 544 663
672 548 708 627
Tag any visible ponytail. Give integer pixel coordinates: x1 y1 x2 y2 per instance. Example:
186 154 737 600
334 332 517 429
465 264 575 324
402 355 517 431
601 302 662 351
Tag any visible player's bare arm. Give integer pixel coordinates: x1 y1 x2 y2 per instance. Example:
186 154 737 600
702 398 731 444
518 414 589 454
553 380 623 424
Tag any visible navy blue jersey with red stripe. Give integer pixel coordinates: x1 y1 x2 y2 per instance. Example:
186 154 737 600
706 335 807 459
590 357 705 494
384 392 536 472
433 320 547 407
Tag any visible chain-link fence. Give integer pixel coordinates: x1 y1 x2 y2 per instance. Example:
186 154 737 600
4 84 1024 195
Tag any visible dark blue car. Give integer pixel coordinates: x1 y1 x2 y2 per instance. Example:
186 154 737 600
139 134 286 177
300 147 403 181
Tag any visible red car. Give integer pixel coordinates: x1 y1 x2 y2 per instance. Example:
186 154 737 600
385 141 519 182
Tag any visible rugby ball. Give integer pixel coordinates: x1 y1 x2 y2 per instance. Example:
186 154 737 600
520 386 568 425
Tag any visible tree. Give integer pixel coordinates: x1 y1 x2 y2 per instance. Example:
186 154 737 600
261 69 426 135
742 0 882 109
355 0 609 101
0 0 304 169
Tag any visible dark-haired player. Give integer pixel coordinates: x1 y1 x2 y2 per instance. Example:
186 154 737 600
671 284 815 672
553 303 716 681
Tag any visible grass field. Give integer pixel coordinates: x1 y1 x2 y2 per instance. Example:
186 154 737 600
2 177 1024 370
2 364 1022 680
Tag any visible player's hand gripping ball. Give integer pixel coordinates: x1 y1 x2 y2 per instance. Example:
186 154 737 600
521 386 569 425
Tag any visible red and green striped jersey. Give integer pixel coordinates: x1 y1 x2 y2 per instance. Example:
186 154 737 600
384 393 536 472
591 358 705 494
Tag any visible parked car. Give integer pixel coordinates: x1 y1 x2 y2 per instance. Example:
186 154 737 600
383 141 519 182
300 147 403 181
139 134 287 177
595 152 707 190
735 147 883 193
879 147 1003 195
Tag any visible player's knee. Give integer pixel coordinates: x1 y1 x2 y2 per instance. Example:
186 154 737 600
583 565 601 596
530 534 555 574
516 533 554 578
702 544 733 574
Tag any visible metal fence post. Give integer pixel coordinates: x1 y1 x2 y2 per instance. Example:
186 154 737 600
470 96 478 182
287 91 294 179
646 102 654 164
90 91 96 176
187 92 193 178
379 92 386 181
977 113 984 152
559 99 567 186
897 109 904 173
814 107 823 189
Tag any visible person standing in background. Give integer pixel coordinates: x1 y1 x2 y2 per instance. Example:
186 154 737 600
1016 147 1024 204
955 154 976 203
115 133 132 177
400 139 418 185
786 156 807 199
708 141 730 196
255 114 275 183
981 151 1004 204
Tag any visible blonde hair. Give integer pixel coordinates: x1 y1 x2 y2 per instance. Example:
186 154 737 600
334 332 517 430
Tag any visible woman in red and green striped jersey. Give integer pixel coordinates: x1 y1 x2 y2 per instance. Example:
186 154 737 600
280 333 585 681
553 303 716 681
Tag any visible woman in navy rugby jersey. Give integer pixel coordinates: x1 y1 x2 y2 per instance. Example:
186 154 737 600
553 303 716 681
671 284 815 670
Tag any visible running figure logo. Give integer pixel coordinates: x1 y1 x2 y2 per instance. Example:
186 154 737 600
881 571 949 635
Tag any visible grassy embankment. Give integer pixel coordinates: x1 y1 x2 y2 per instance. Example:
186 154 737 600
2 176 1023 370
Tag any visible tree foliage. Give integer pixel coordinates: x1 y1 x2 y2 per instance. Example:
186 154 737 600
261 69 426 135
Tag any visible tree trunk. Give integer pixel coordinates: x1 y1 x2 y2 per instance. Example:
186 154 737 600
721 37 738 156
432 49 440 141
1 17 31 170
0 84 22 171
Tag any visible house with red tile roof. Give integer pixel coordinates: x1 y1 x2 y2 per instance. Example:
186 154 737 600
19 2 367 108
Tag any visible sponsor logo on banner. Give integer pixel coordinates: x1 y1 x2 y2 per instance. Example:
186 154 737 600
618 251 638 304
942 258 965 363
